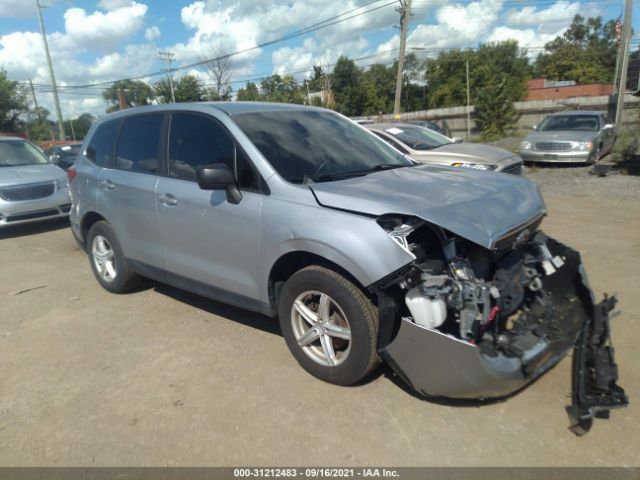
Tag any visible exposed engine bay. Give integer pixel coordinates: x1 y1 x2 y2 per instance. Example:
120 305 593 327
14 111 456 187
373 215 628 435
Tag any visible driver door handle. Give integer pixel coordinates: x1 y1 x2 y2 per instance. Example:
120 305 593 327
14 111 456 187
158 193 178 206
100 180 115 191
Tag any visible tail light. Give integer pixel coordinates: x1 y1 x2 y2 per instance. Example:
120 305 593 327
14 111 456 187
67 167 77 183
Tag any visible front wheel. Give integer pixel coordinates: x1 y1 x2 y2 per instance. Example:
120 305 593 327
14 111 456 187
87 221 141 293
278 266 379 385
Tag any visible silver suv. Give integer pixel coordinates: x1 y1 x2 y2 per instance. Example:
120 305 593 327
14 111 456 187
70 103 626 432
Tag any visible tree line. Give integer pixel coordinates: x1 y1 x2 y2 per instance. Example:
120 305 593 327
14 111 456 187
0 14 636 141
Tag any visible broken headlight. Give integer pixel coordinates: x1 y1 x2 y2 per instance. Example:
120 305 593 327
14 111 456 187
377 215 424 256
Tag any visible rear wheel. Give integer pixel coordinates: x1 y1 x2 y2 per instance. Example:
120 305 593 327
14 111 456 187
278 265 379 385
87 221 140 293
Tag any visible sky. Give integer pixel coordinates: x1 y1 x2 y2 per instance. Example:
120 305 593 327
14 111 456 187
0 0 638 120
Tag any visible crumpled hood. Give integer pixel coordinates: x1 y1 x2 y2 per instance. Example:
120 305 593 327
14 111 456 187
310 165 546 249
526 131 596 143
430 142 515 162
0 164 65 187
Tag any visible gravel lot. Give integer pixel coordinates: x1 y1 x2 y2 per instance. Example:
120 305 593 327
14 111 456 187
526 164 640 201
0 167 638 467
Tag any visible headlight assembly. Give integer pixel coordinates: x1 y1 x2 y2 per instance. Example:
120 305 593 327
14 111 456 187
55 178 68 189
451 163 495 171
520 140 532 150
377 215 424 256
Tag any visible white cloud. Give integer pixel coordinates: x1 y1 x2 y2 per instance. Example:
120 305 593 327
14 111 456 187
98 0 135 11
145 26 161 42
64 2 148 50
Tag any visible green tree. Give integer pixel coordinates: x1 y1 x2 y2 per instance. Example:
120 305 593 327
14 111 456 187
360 63 395 115
425 40 529 110
65 112 95 140
102 79 154 112
331 56 366 116
27 107 54 141
259 74 304 104
534 15 618 83
236 81 261 101
474 77 519 139
0 69 27 132
154 74 205 103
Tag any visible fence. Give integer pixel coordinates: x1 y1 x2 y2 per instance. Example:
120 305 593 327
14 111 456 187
355 94 640 140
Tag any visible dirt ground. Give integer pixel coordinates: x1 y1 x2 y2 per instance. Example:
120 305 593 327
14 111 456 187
0 171 638 467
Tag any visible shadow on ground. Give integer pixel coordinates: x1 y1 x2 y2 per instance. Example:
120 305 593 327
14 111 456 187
0 217 69 240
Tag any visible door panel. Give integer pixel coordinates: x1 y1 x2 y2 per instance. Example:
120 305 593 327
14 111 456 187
155 177 262 299
97 169 162 266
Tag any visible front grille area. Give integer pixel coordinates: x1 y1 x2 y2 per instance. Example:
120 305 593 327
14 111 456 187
0 181 55 202
502 162 523 175
535 142 572 152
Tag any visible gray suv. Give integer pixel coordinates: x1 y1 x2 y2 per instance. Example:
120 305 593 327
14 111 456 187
70 103 626 432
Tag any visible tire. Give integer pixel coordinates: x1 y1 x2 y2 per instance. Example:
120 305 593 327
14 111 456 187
278 265 379 386
86 221 141 293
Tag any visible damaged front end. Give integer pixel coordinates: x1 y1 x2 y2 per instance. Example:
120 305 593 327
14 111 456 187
373 215 628 434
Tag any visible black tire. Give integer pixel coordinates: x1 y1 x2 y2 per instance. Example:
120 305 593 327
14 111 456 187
86 221 140 293
278 265 379 385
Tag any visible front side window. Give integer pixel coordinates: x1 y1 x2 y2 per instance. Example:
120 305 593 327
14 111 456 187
232 110 412 183
384 125 451 151
168 112 260 190
0 140 49 167
87 119 119 167
115 114 163 173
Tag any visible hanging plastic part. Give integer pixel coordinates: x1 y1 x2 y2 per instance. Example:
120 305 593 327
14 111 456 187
567 295 629 435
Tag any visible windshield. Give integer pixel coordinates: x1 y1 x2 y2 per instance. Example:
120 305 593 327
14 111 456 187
0 139 50 167
538 115 600 132
383 125 452 150
232 110 412 183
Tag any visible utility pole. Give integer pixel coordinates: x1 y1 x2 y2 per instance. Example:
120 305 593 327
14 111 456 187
28 79 41 121
393 0 412 118
465 60 471 140
159 51 176 103
35 0 65 140
117 89 127 110
615 0 633 130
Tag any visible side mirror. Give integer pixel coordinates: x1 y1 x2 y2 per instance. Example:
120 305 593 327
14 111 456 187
196 163 242 204
532 125 538 131
603 123 614 130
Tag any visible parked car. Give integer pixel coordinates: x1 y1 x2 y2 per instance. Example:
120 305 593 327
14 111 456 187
44 143 82 171
0 136 71 227
69 103 626 432
519 111 616 164
409 119 452 138
366 123 523 175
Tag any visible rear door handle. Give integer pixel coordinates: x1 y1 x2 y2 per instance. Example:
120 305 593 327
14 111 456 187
100 180 115 191
158 193 178 206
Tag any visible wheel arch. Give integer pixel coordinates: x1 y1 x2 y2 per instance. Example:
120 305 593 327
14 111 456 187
267 248 374 315
80 211 108 247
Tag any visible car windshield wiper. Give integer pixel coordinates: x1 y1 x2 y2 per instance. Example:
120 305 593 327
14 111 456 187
349 163 411 175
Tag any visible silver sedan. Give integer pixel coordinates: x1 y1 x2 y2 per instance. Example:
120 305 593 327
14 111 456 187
519 111 616 164
366 123 523 175
0 137 71 227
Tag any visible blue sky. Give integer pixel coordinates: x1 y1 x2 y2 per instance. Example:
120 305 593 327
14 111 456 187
0 0 637 118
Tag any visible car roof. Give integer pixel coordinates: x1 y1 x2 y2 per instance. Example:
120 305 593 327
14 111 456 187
548 110 604 116
97 102 324 122
364 123 420 131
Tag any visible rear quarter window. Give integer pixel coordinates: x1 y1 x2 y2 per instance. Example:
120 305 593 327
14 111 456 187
86 119 120 167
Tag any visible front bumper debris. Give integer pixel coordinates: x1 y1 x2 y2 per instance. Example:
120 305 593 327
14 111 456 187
567 295 628 435
378 235 628 434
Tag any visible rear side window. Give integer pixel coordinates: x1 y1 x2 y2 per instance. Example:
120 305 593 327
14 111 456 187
168 112 261 191
115 114 163 173
87 119 119 167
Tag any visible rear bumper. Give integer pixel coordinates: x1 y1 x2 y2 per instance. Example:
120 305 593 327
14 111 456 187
0 188 71 228
520 150 593 163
